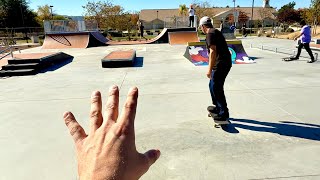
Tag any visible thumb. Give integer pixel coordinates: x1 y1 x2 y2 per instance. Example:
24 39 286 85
144 149 161 167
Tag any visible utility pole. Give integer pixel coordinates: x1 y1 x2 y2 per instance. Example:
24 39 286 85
251 0 255 35
233 0 236 26
19 2 28 43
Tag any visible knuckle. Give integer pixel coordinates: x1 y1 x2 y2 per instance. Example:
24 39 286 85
125 100 136 109
70 125 81 136
91 97 99 104
64 117 73 127
106 102 116 111
90 110 101 119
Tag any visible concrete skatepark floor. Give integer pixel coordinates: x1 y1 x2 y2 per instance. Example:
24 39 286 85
0 37 319 180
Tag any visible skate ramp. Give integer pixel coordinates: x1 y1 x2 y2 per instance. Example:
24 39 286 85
107 27 197 45
42 32 108 49
168 31 199 45
184 40 255 66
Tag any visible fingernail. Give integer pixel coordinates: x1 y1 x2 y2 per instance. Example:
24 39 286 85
63 112 70 118
91 91 100 98
155 149 161 159
157 150 161 159
109 85 118 91
130 87 138 93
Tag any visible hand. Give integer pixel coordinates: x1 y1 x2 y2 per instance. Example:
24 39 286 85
207 71 212 79
63 86 160 180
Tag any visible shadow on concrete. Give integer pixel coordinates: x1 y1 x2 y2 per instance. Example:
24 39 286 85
133 57 144 67
211 118 240 134
222 121 240 134
250 57 259 60
230 119 320 141
39 58 73 73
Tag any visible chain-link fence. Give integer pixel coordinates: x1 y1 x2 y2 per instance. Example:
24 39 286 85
44 20 99 33
164 17 190 28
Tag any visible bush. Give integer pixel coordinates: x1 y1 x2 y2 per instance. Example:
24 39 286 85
286 28 294 33
108 30 122 37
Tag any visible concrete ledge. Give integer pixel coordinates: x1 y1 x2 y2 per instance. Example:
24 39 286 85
101 50 136 68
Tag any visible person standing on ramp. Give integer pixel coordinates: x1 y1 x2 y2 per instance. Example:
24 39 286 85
189 4 195 27
199 16 232 122
292 20 315 63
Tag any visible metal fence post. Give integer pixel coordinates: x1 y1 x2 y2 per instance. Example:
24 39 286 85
10 47 13 58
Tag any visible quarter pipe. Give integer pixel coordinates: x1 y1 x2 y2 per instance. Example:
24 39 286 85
42 28 197 48
42 32 109 49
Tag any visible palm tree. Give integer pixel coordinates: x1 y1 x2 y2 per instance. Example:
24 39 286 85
179 4 188 16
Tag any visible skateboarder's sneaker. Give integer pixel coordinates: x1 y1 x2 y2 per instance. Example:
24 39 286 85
307 59 315 63
207 106 218 115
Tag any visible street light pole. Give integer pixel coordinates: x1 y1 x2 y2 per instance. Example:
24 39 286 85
251 0 255 35
50 6 54 20
233 0 235 26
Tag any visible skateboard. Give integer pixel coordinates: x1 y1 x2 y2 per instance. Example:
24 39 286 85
207 106 230 128
282 57 297 61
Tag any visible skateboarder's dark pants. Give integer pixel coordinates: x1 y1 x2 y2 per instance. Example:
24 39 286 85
209 67 231 116
296 43 315 60
189 16 194 27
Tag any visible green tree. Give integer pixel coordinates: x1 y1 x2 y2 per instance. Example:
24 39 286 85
36 5 67 24
0 0 39 28
37 5 52 22
179 4 188 16
310 0 320 34
192 0 215 19
82 0 113 29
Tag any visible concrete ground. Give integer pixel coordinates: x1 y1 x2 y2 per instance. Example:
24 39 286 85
0 37 319 180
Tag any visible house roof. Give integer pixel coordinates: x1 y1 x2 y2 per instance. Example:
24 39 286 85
139 7 277 22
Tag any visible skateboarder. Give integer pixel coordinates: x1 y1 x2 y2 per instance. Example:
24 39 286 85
189 4 195 27
199 16 232 121
292 20 315 63
138 20 147 41
241 24 247 37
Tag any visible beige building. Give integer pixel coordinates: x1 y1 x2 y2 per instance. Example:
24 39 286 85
139 7 277 30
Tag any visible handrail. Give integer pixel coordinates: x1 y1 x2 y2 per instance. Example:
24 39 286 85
0 46 13 61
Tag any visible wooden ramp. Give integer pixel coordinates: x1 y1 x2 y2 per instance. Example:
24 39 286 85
42 32 108 49
168 31 199 45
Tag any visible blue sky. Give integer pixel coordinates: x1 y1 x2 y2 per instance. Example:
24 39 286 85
29 0 310 16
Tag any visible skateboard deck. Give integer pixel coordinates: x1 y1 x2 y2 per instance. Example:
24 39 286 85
282 57 296 61
207 106 230 127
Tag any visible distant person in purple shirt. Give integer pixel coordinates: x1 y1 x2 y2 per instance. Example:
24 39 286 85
293 20 315 63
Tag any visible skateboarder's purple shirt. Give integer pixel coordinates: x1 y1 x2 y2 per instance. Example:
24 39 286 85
301 25 311 44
